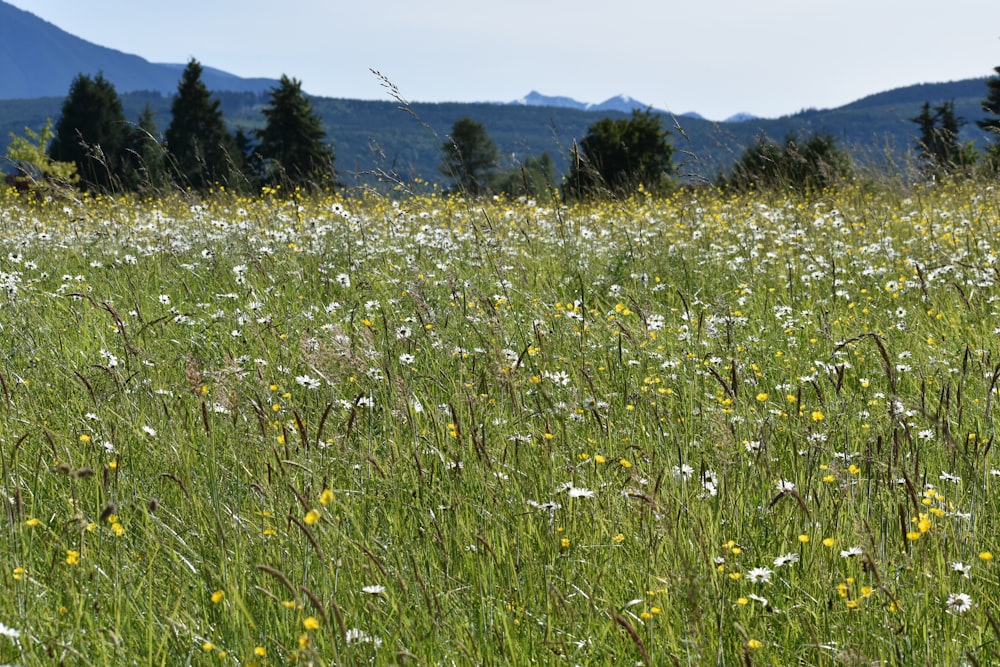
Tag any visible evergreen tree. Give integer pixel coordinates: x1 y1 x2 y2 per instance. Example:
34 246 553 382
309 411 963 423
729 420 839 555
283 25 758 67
978 67 1000 168
439 117 500 196
165 59 240 191
911 101 977 174
563 109 673 199
121 105 168 192
255 75 335 190
48 73 128 191
978 66 1000 134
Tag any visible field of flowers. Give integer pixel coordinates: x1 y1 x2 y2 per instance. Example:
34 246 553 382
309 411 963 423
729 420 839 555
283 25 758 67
1 182 999 665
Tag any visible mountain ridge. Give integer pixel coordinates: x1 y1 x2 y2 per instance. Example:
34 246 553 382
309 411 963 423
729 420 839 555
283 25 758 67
0 0 279 98
509 90 757 123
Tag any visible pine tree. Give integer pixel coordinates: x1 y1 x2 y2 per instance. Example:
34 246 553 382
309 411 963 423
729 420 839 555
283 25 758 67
48 73 128 191
165 59 240 191
255 75 335 190
912 101 977 174
439 118 500 196
121 105 168 192
978 66 1000 134
977 66 1000 168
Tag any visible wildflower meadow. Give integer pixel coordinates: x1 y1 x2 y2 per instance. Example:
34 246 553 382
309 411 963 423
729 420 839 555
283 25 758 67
1 182 1000 665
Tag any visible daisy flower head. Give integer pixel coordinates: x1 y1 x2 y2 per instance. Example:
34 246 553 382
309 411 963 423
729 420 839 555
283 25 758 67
747 567 773 584
946 592 973 614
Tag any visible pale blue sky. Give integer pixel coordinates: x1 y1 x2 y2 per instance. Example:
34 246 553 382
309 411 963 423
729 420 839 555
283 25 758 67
8 0 1000 120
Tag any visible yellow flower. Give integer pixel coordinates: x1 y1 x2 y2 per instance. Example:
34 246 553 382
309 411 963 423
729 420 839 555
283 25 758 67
560 537 570 548
320 489 334 505
798 534 810 543
756 392 768 402
620 459 632 468
79 434 91 443
13 567 25 581
254 646 267 657
594 454 606 463
65 549 81 565
822 537 835 548
980 551 994 561
202 641 214 652
303 616 320 630
746 639 763 650
612 533 625 544
811 410 824 421
25 518 40 527
304 509 321 525
211 590 225 604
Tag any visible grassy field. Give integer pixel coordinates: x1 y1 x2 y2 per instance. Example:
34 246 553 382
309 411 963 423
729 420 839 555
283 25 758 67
1 182 999 665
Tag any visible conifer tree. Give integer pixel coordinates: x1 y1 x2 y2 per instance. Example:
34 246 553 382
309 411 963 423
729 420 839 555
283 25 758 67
165 59 240 191
121 105 168 192
255 75 335 190
978 66 1000 168
912 101 977 174
978 66 1000 134
439 117 500 196
48 73 128 191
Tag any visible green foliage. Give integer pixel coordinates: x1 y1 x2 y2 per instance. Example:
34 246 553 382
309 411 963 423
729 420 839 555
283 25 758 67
977 67 1000 170
563 109 673 199
911 101 978 175
5 118 78 185
165 59 244 191
47 73 128 191
724 132 854 192
439 117 500 196
119 104 169 192
492 152 557 200
255 75 336 191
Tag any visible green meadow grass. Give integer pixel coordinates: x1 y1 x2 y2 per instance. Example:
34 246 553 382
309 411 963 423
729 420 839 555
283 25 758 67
1 182 1000 665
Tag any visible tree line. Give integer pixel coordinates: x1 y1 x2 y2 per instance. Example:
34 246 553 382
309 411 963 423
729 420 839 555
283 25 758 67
7 59 1000 198
5 59 334 195
439 64 1000 198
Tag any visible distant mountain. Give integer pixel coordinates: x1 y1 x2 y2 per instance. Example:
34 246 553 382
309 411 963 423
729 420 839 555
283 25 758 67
510 90 756 122
0 0 279 99
512 90 671 116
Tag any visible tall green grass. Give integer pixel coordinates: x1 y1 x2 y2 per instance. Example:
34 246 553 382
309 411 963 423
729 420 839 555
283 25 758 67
1 182 999 665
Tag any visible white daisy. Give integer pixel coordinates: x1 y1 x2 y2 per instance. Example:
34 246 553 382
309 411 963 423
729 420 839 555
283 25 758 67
946 592 973 613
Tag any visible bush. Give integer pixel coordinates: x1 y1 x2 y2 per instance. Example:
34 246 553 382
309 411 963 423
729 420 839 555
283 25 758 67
724 132 853 193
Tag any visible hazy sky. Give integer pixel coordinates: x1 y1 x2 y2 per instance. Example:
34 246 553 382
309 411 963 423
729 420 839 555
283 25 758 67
8 0 1000 120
